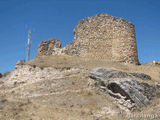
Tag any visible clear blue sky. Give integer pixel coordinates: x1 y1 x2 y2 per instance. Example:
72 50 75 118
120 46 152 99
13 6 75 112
0 0 160 74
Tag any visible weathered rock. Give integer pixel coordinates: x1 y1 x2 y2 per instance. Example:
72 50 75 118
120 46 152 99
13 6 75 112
89 67 156 108
0 73 2 78
130 72 151 80
37 38 62 56
108 78 155 107
65 13 139 64
89 67 132 80
155 82 160 89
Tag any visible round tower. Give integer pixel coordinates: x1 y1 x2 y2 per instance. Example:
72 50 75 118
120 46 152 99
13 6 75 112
65 13 139 64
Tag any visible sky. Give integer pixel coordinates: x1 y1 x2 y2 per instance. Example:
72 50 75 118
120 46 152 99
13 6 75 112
0 0 160 74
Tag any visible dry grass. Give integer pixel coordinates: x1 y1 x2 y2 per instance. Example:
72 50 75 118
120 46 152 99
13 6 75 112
26 55 160 83
2 55 160 120
26 55 128 70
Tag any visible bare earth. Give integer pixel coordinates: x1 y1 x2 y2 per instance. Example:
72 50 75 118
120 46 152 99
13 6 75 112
0 55 160 120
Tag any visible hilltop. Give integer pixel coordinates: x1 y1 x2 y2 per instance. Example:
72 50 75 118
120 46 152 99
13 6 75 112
0 55 159 120
0 13 160 120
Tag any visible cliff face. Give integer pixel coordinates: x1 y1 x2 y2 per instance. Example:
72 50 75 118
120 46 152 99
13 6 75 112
65 13 139 64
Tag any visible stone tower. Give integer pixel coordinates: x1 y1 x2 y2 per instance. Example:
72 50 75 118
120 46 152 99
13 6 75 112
65 13 139 64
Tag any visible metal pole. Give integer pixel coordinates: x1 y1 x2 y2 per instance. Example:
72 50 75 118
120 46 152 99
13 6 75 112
26 30 31 61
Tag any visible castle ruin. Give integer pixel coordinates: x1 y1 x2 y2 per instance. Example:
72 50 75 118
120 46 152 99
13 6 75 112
37 13 139 64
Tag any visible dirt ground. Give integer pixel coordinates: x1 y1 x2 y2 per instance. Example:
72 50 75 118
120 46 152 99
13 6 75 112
0 55 160 120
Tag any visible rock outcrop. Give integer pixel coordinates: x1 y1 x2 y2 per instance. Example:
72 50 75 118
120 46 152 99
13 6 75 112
37 38 62 56
1 57 160 119
130 72 151 80
65 13 139 64
89 67 156 109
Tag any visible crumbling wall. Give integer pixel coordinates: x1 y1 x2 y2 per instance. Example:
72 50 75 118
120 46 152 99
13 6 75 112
65 13 139 64
37 13 139 64
37 38 62 56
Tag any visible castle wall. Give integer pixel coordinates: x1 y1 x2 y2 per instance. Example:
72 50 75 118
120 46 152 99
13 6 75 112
65 13 139 64
37 38 62 56
37 13 139 64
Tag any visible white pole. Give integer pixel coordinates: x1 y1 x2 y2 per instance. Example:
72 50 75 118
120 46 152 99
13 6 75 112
26 30 31 61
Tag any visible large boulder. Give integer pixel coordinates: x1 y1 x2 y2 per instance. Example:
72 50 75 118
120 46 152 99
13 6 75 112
89 67 132 80
130 72 151 80
89 67 156 109
107 78 155 107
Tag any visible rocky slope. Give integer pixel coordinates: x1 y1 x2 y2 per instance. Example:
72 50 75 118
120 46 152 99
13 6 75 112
0 55 160 120
0 13 160 120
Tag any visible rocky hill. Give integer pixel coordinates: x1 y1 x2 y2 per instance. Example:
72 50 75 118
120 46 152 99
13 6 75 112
0 13 160 120
0 55 160 120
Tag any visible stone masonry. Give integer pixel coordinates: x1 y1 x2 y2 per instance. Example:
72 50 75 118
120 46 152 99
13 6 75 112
37 38 62 56
37 13 139 64
65 13 139 64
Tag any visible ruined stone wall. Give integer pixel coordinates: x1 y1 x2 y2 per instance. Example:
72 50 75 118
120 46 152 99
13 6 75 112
37 38 63 56
37 13 139 64
65 13 139 64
